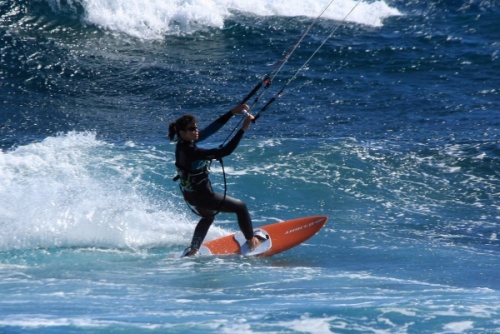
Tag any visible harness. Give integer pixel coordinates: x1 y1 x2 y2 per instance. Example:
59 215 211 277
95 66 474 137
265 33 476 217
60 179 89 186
173 164 209 193
173 158 227 217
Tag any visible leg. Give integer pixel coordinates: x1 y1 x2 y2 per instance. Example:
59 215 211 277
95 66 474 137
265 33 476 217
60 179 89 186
188 210 215 253
184 184 261 253
183 187 217 255
213 193 254 240
187 187 255 240
213 193 262 251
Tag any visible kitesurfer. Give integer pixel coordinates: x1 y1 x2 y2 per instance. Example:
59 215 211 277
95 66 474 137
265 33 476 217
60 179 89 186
168 104 262 256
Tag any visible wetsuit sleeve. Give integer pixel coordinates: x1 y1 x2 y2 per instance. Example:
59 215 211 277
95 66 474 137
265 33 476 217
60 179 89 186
197 111 233 142
191 129 245 161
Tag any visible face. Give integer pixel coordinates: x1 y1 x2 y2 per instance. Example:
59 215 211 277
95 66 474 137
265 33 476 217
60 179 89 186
180 122 199 141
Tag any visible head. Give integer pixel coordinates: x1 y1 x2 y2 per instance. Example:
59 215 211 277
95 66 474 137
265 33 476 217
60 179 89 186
168 114 199 141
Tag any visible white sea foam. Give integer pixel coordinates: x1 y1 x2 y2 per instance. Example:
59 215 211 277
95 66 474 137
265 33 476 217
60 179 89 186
49 0 401 39
0 132 226 251
0 316 163 330
276 315 337 334
442 321 474 332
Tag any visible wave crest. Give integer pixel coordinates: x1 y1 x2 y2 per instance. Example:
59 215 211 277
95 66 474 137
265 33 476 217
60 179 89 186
46 0 401 39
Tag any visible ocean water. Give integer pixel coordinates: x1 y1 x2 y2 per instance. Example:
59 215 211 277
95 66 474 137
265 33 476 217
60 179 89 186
1 0 499 333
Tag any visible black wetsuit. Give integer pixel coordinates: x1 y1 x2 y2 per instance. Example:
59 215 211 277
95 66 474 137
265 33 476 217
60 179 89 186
175 111 254 251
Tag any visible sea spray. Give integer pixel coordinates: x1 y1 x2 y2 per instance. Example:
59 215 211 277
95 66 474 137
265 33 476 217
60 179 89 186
0 132 228 251
46 0 401 39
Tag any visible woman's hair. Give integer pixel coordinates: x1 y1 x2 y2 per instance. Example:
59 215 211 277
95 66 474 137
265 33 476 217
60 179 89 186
168 114 196 141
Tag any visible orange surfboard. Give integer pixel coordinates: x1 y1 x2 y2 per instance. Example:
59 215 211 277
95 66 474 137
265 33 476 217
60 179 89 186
194 215 328 257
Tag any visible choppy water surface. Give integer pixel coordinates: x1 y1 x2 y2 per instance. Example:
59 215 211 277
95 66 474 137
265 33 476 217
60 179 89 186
1 0 499 332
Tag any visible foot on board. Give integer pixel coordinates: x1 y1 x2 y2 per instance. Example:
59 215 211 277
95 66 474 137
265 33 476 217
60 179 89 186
246 230 269 251
181 247 198 257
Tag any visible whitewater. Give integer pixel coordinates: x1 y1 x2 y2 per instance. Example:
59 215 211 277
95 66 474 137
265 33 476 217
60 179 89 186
48 0 400 39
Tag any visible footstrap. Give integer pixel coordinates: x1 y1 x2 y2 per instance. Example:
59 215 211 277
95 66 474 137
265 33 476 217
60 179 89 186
234 229 272 256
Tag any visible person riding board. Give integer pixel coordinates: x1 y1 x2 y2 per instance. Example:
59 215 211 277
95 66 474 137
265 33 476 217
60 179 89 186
168 104 262 256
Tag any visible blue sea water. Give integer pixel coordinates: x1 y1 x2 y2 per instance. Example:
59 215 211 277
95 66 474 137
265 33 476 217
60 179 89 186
1 0 499 333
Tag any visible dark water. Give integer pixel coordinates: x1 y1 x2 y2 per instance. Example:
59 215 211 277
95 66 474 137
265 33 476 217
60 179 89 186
1 0 499 332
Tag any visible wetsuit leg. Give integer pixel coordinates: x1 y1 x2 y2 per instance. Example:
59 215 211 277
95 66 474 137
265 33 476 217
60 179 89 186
189 212 215 251
212 193 254 240
185 193 254 250
184 178 254 250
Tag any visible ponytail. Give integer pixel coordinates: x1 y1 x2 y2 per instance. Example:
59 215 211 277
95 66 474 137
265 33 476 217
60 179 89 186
168 122 177 141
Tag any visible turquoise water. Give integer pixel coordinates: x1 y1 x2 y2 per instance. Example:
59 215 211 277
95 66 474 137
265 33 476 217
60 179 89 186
1 0 499 332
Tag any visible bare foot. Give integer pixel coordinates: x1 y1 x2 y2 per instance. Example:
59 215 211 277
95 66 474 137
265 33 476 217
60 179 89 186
247 236 262 251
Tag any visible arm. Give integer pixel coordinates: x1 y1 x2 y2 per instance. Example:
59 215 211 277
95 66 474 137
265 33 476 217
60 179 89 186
192 129 245 161
197 104 250 142
191 113 254 161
